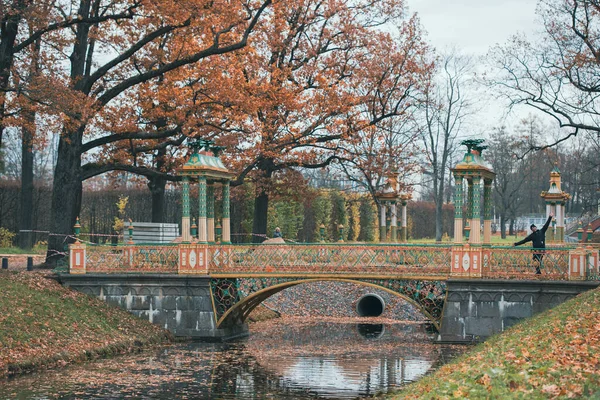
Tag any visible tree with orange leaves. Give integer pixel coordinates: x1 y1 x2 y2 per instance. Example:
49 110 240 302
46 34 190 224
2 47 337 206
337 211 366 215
190 0 432 241
17 0 273 263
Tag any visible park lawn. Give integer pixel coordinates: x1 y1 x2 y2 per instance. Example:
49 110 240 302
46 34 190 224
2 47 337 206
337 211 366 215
405 236 525 245
0 247 45 255
0 271 171 378
387 285 600 399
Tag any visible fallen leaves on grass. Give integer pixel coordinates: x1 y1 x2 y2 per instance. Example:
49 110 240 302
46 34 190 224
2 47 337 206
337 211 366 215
0 271 170 378
388 286 600 399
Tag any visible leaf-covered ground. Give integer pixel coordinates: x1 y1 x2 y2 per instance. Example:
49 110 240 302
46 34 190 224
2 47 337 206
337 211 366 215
0 271 171 378
386 286 600 399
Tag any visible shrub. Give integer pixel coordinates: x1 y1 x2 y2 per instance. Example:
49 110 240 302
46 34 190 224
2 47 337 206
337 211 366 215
0 228 16 248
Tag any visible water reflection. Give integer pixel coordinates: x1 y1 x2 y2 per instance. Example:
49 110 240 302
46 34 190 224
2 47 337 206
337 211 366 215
0 319 467 399
357 323 385 339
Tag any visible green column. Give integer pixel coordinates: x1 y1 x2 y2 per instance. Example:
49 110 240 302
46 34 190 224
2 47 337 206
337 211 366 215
198 176 207 243
182 176 191 242
470 176 481 244
464 177 473 239
453 175 463 244
466 178 473 221
222 182 231 244
483 178 493 244
483 180 492 220
207 184 215 243
182 177 190 217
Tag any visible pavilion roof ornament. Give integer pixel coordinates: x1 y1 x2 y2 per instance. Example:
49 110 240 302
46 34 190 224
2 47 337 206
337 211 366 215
451 139 495 180
179 138 235 181
541 163 570 202
376 172 411 202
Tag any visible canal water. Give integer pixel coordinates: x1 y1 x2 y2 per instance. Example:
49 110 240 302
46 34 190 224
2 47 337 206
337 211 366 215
0 318 467 399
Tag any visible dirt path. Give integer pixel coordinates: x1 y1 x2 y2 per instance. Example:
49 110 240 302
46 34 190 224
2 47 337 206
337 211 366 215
0 254 46 271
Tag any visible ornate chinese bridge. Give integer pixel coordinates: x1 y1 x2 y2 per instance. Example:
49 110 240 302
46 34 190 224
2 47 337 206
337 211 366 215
61 240 600 342
60 140 600 342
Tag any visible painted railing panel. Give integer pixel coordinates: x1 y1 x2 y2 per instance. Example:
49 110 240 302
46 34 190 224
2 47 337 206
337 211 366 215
86 244 179 273
209 244 452 277
483 246 570 280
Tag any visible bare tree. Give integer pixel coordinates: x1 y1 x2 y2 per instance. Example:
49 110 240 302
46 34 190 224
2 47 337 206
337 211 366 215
335 116 421 204
487 127 529 238
487 0 600 153
417 50 474 242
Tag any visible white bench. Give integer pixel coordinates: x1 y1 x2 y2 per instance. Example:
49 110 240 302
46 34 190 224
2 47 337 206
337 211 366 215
123 222 179 243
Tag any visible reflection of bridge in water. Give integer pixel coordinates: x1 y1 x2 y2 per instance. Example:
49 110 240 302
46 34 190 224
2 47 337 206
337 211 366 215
244 320 442 397
63 241 600 342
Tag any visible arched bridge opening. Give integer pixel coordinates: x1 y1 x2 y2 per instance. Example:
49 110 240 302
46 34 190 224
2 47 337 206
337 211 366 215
210 278 447 331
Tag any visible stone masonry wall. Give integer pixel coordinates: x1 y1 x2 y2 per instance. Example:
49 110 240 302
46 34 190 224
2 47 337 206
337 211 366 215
438 280 599 343
59 274 247 340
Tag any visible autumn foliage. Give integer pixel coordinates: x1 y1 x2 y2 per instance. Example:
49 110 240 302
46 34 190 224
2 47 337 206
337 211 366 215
1 0 434 255
0 271 170 377
390 286 600 398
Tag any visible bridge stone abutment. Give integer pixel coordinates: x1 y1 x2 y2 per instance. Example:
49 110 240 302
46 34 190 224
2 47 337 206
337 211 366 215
438 279 599 343
59 274 248 341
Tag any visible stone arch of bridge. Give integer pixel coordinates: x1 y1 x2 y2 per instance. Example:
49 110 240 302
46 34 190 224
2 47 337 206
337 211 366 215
214 278 443 331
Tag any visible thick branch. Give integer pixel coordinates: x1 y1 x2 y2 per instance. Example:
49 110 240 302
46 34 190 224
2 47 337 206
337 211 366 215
81 126 182 153
81 162 181 181
95 0 271 108
14 6 140 53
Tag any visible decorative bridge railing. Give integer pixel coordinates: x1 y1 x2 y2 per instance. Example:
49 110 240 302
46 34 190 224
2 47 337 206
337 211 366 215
84 243 180 274
209 244 452 277
69 242 600 281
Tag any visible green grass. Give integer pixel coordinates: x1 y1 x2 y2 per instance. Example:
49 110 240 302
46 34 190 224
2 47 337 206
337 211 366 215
386 286 600 399
408 236 522 245
0 271 171 377
0 247 45 255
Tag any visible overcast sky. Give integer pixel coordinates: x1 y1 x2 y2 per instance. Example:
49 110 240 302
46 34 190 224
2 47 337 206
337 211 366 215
407 0 542 132
408 0 539 55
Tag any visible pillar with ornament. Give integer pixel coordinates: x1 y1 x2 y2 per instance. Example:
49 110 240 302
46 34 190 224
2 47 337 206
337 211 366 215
177 139 235 274
376 173 411 242
450 139 496 277
540 164 571 243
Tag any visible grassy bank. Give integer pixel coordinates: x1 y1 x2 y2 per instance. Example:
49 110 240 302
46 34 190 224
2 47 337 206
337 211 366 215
387 286 600 399
0 271 172 378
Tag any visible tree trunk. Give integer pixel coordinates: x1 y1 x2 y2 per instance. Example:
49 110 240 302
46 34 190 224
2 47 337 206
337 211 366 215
252 190 269 243
148 176 166 223
46 128 83 265
0 7 21 171
0 0 24 136
18 35 41 250
45 0 91 265
435 199 443 242
90 201 97 243
18 108 35 249
148 145 167 223
500 214 506 239
434 170 444 242
252 160 274 243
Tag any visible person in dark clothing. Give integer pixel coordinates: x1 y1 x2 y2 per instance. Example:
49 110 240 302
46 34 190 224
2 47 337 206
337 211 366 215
513 213 554 274
273 227 282 238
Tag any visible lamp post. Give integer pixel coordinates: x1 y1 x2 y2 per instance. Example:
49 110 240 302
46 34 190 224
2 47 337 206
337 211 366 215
74 216 81 243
